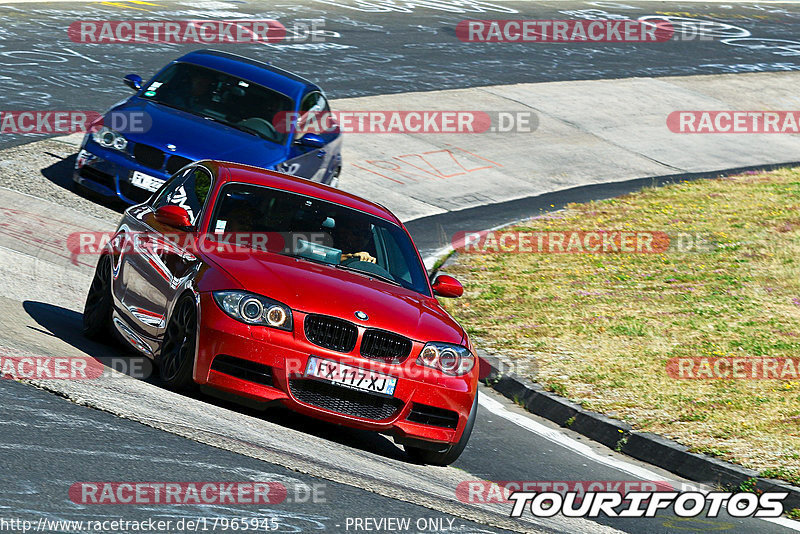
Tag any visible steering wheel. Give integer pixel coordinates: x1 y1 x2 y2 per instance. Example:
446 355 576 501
341 256 363 266
340 259 395 280
237 117 278 140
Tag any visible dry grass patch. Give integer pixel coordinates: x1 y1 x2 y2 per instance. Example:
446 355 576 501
443 168 800 485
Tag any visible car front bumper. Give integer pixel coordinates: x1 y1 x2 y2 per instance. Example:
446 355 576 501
193 292 477 447
72 137 175 205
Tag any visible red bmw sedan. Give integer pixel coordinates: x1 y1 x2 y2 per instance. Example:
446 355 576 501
83 161 478 465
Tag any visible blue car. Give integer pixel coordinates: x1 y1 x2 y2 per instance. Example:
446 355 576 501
73 49 342 205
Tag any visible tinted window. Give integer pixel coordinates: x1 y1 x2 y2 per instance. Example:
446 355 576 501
153 167 212 225
295 92 330 140
209 183 430 295
151 167 192 209
300 92 328 113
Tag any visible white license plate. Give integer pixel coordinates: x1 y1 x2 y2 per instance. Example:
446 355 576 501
131 171 165 192
305 357 397 396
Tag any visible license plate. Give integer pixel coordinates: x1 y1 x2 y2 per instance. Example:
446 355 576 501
131 171 165 192
305 357 397 396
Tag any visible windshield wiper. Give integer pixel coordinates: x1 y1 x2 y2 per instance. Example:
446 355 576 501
146 99 187 113
334 263 402 287
202 115 272 141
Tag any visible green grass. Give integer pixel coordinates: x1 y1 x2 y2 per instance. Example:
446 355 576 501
443 168 800 486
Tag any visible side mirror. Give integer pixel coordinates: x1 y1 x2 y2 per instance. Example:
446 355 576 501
155 205 193 229
432 274 463 298
295 133 326 149
124 74 143 92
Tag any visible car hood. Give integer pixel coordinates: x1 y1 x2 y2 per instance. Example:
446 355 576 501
204 249 465 345
107 99 287 168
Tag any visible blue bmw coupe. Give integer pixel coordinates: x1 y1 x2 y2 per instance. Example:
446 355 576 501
73 49 342 205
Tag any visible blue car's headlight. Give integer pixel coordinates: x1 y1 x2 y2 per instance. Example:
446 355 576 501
417 342 475 376
93 126 128 151
212 290 293 331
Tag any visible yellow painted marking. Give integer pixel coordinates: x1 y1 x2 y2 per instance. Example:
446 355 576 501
99 0 160 11
661 517 735 531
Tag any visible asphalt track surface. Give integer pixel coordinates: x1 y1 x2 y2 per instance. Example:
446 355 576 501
0 181 795 534
1 1 800 533
2 0 800 148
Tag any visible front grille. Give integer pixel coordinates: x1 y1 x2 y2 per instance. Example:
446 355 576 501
304 315 358 353
132 143 165 170
406 403 459 429
360 329 412 363
166 155 192 174
289 378 403 420
80 166 115 190
211 355 273 387
119 180 154 204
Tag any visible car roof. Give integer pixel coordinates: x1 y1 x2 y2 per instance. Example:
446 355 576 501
176 49 320 100
208 161 402 225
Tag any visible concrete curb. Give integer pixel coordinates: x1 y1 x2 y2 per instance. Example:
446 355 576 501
478 352 800 511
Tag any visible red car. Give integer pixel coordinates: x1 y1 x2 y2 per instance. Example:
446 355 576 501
83 161 478 465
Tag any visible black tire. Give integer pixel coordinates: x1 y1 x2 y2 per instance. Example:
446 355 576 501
404 392 478 466
157 295 197 390
83 254 113 340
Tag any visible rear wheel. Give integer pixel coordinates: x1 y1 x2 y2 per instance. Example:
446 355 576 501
158 295 197 390
404 393 478 466
83 255 113 340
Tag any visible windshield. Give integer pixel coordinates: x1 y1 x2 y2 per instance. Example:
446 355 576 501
208 183 431 296
140 62 294 145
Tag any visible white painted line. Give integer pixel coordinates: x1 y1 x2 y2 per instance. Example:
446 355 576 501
764 517 800 531
478 392 800 530
478 391 670 482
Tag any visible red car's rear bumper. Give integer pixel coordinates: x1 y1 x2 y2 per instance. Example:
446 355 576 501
193 293 477 446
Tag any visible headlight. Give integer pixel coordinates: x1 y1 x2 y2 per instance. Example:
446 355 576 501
92 126 128 151
417 342 475 376
212 290 293 331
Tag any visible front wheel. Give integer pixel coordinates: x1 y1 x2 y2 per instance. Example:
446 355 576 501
404 393 478 466
157 295 197 390
83 254 113 340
